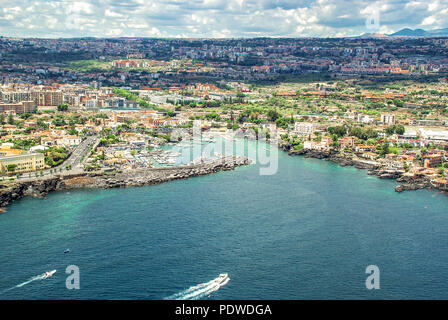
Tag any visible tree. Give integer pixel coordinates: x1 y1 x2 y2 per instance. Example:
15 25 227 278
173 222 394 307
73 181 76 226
379 142 390 156
395 125 405 135
52 115 66 127
328 126 347 137
275 117 294 129
385 124 405 136
57 103 69 112
267 109 281 122
385 126 395 135
68 125 78 135
393 99 404 108
7 113 14 125
6 164 17 172
20 113 32 120
350 126 378 140
404 162 410 172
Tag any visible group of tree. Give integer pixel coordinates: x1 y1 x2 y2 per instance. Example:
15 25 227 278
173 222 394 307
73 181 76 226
349 126 379 141
112 87 152 108
205 112 221 121
384 125 405 136
57 103 69 112
44 147 69 167
275 116 295 129
327 125 347 137
52 114 67 127
0 113 15 125
99 133 120 146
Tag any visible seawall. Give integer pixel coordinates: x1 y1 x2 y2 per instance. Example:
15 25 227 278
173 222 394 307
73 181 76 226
0 156 250 211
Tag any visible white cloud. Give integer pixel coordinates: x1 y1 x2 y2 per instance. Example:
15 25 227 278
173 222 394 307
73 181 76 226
105 9 124 18
0 0 447 38
422 16 436 25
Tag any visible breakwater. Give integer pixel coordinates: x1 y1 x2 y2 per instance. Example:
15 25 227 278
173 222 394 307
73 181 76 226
0 155 250 210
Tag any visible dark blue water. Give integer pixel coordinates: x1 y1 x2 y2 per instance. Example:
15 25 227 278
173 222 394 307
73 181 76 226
1 138 448 299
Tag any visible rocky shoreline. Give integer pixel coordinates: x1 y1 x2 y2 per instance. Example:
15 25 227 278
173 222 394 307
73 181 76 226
0 155 250 211
282 144 447 195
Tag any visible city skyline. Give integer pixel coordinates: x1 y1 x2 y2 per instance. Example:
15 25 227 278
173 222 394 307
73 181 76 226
0 0 448 39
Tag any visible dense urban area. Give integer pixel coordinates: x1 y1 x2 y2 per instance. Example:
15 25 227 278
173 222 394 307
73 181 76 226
1 36 448 202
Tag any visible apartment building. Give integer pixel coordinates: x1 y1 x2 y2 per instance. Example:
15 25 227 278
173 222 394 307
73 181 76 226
0 153 45 174
0 101 35 114
31 90 63 106
423 153 444 168
381 114 396 125
0 91 32 103
294 122 316 136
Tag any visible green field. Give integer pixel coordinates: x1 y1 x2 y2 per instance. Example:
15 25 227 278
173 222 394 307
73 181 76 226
64 60 111 72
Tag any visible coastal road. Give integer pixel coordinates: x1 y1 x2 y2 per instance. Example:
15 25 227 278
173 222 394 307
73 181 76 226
7 135 99 182
60 135 99 171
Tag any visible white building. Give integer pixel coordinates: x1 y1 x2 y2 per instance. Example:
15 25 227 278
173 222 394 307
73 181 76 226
381 114 395 125
357 114 374 124
60 135 82 147
294 122 316 136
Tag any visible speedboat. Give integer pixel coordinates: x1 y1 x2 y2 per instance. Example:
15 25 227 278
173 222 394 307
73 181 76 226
217 273 230 287
43 270 56 279
217 273 228 284
64 248 70 254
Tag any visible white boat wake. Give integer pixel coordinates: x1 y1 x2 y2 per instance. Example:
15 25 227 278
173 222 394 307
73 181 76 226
0 270 56 294
165 273 230 300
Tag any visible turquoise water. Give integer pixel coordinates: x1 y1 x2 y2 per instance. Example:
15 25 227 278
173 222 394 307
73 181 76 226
1 138 448 299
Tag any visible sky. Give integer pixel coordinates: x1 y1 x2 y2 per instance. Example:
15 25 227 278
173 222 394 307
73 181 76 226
0 0 447 38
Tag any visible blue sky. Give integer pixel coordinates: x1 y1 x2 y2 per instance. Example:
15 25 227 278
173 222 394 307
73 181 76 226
0 0 447 38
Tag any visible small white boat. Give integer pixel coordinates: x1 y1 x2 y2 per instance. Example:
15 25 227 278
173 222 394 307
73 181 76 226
217 273 229 286
43 270 56 279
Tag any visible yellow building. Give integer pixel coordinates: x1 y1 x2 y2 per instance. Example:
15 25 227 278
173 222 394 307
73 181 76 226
0 148 23 156
0 153 46 175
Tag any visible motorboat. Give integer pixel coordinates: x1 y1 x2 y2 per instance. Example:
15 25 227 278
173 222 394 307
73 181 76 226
217 273 229 285
43 270 56 279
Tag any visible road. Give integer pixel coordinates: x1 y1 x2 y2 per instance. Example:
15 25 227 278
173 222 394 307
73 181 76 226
5 135 99 182
58 135 99 171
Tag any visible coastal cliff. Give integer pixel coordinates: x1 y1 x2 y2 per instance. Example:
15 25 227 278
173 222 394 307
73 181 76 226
288 148 380 170
0 156 250 211
285 146 445 195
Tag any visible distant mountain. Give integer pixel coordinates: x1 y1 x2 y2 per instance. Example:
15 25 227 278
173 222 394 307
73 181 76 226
390 28 448 37
428 28 448 35
356 33 389 39
391 28 427 36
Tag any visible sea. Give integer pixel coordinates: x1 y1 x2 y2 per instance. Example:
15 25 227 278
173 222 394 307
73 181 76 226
1 136 448 299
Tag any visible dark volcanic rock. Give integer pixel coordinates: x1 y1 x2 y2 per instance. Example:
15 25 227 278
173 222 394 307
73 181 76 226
0 156 250 209
395 183 428 193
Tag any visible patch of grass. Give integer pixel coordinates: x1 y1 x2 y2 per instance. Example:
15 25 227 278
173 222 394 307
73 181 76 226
64 60 111 72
